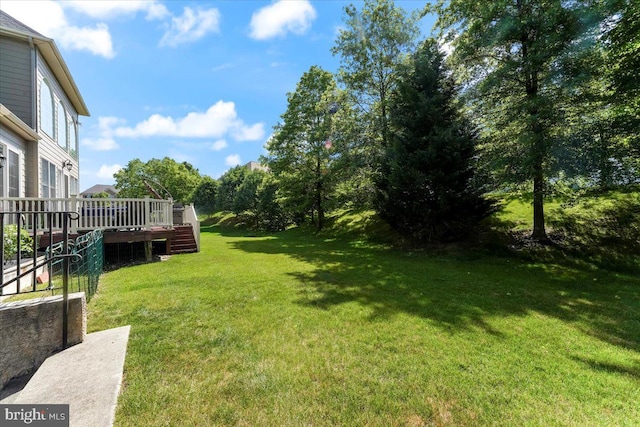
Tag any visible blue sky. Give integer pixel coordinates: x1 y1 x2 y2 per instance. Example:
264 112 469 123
2 1 435 192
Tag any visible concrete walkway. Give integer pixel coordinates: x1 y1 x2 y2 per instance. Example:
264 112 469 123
4 325 131 427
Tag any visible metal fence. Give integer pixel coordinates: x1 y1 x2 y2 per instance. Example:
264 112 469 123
1 211 104 347
47 229 104 302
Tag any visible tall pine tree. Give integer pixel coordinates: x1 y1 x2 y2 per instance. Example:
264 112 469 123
376 40 493 242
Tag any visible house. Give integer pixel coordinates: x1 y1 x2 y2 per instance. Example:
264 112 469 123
80 184 119 199
244 161 269 172
0 11 197 271
0 10 88 200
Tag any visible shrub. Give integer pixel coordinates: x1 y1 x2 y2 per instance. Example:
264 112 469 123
2 224 34 262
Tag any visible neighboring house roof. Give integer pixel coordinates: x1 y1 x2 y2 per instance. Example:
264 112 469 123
81 184 119 197
244 161 269 172
0 103 39 141
0 10 90 116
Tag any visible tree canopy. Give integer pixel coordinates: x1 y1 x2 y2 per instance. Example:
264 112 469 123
113 157 203 204
376 39 494 241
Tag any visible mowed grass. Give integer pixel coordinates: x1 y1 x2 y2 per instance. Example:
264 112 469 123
88 222 640 426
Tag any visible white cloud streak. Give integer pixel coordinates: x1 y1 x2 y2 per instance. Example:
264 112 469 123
211 140 228 151
114 101 265 142
249 0 316 40
81 137 119 151
97 164 122 180
63 1 169 20
159 7 221 47
225 154 241 166
81 116 123 150
1 0 115 58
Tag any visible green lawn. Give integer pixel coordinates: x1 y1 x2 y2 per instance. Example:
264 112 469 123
87 217 640 426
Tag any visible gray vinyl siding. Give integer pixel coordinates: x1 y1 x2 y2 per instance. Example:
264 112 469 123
0 37 33 127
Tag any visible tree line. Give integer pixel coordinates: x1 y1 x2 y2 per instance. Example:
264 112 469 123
114 0 638 243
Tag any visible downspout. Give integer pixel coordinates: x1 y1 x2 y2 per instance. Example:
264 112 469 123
29 36 36 131
29 36 38 198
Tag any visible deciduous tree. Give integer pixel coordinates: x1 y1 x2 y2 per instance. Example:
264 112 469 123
264 66 341 230
432 0 601 240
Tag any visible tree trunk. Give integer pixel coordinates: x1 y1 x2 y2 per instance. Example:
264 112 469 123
316 156 324 231
531 162 548 241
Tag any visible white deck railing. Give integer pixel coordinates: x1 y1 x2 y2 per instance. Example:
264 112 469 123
0 196 173 233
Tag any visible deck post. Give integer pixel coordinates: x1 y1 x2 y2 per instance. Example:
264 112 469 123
144 240 152 262
144 196 151 229
70 195 78 233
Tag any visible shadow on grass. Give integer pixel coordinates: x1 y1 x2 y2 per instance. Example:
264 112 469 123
547 195 640 274
222 230 640 353
571 356 640 379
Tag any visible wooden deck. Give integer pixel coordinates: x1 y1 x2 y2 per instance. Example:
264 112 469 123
2 197 200 261
0 196 174 233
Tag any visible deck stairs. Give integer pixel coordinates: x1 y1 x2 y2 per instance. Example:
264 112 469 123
170 224 198 254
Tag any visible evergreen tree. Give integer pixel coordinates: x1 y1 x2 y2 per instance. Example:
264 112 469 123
376 40 493 242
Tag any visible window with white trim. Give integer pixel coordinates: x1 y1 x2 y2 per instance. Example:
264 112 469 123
58 101 67 149
40 79 54 137
70 176 79 196
8 150 19 197
0 145 4 196
69 120 78 159
41 159 57 198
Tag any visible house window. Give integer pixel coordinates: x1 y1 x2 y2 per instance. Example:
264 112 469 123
0 145 4 196
69 120 78 159
8 151 19 197
70 176 79 196
41 159 57 198
58 101 67 149
40 79 54 138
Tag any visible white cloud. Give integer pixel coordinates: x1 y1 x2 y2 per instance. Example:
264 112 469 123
212 63 234 72
56 23 115 59
97 164 122 180
81 137 119 151
249 0 316 40
63 1 169 20
1 0 115 58
231 123 265 142
225 154 241 167
211 140 228 151
159 7 221 47
81 116 123 150
114 101 265 142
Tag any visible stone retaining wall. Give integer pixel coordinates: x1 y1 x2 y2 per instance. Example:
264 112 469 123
0 293 86 389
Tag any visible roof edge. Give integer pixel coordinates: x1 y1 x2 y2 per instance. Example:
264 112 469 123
0 27 90 117
0 104 40 141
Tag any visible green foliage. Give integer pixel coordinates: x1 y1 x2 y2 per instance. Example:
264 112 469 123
233 170 268 226
332 0 420 203
376 40 494 242
193 176 218 213
2 224 34 261
433 0 605 240
332 0 419 148
92 191 111 199
216 165 249 211
547 187 640 272
264 66 342 230
256 175 290 231
114 157 203 204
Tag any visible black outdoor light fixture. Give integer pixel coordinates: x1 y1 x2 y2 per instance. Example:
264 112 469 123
0 154 5 169
62 159 73 172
